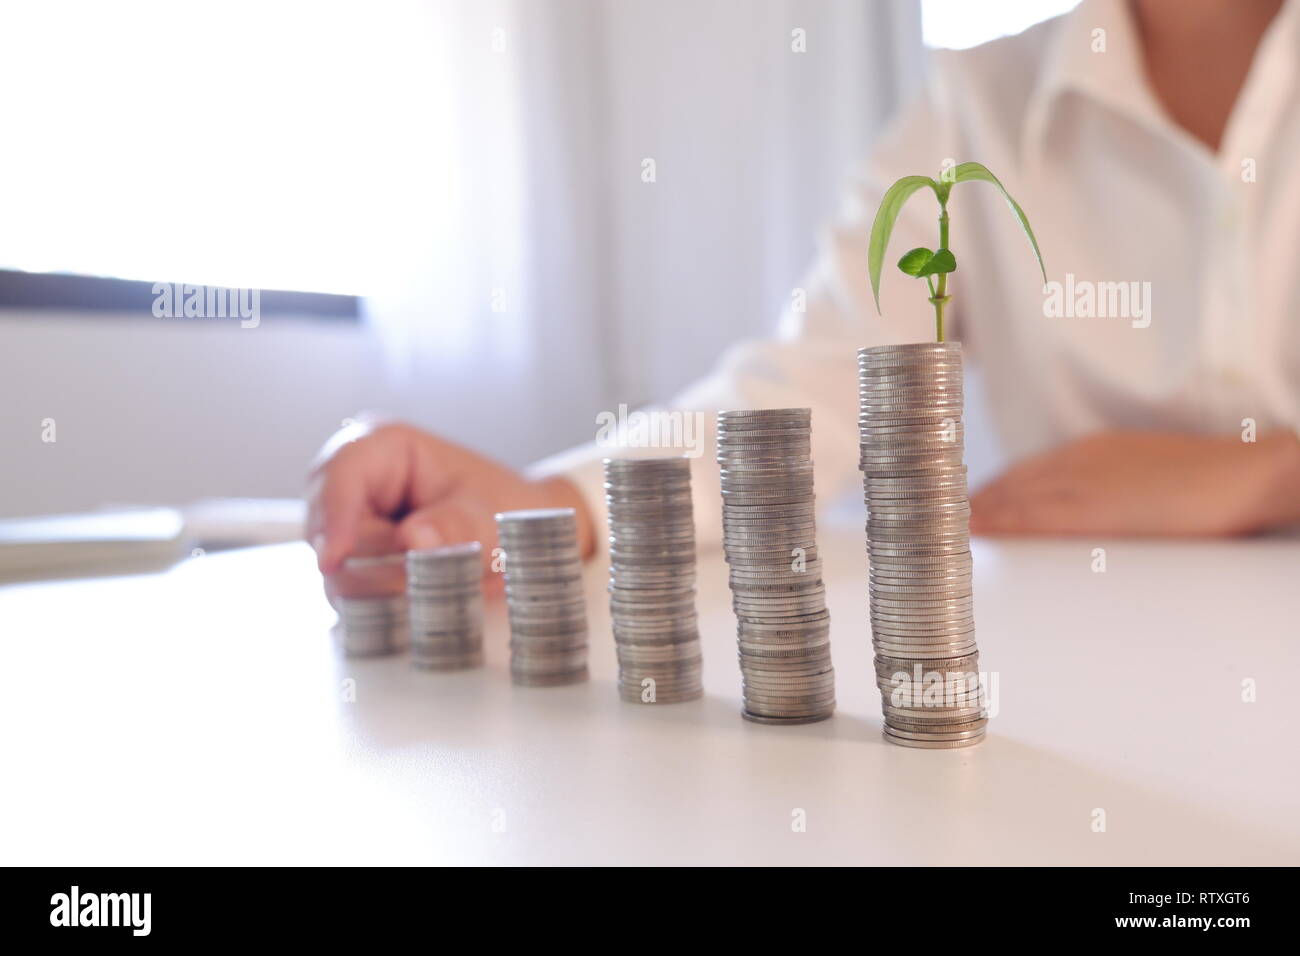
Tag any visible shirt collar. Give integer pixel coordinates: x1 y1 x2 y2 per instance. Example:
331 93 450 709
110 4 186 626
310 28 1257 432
1022 0 1168 161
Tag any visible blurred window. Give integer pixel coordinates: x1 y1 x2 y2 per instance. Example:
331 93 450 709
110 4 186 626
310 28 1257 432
921 0 1080 49
0 0 436 301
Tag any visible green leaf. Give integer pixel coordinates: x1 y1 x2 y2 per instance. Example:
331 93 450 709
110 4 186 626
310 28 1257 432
896 247 934 277
917 248 956 277
869 175 940 312
952 162 1045 281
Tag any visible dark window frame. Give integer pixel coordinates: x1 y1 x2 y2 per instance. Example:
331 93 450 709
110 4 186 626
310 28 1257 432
0 269 360 320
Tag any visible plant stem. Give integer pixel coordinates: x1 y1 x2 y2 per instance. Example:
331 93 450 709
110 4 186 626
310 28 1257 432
933 205 950 342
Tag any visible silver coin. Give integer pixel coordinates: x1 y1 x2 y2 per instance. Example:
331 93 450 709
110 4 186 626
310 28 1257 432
604 458 703 704
881 730 985 749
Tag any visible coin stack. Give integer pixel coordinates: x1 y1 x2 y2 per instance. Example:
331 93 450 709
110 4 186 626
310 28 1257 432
337 554 409 657
495 508 589 686
604 457 703 703
858 342 987 748
716 408 835 724
406 542 484 670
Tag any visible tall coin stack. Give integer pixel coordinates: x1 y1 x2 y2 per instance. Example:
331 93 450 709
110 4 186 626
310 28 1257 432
337 554 409 657
604 457 703 703
717 408 835 725
495 508 589 686
858 342 987 749
406 542 484 670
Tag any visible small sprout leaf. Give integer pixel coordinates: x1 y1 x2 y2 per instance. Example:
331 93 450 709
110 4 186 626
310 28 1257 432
897 247 934 276
917 248 956 277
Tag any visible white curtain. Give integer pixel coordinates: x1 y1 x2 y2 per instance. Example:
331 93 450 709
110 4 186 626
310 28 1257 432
365 0 925 466
0 0 923 518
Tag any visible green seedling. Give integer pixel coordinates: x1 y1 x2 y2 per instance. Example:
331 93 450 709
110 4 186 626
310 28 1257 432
868 162 1045 342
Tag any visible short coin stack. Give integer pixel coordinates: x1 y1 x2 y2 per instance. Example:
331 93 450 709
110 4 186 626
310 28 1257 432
406 542 484 670
858 342 987 748
337 554 409 657
717 408 835 724
495 508 589 686
604 457 703 703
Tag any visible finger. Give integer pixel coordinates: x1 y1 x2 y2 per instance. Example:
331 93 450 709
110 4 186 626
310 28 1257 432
970 473 1051 534
312 430 421 573
398 500 500 586
969 465 1058 534
323 516 403 601
985 487 1089 536
312 460 371 574
971 498 1030 535
397 504 469 552
307 427 427 573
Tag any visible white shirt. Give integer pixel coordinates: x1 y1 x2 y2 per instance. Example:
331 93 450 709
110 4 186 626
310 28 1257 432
532 0 1300 551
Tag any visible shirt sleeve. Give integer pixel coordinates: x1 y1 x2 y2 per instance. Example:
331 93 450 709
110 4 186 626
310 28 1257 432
529 60 960 555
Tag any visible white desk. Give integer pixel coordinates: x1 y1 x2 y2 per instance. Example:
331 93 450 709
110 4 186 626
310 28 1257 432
2 522 1297 865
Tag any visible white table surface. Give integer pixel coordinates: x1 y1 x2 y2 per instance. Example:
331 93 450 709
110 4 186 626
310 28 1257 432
2 520 1297 866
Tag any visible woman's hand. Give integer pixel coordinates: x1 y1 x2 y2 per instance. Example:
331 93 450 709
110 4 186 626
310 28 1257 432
305 421 595 600
969 430 1300 537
